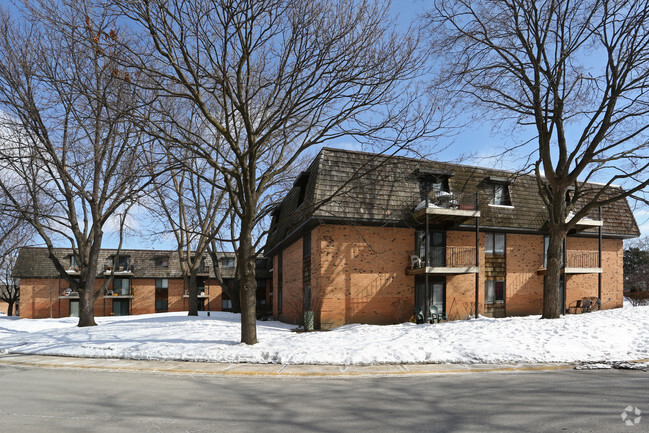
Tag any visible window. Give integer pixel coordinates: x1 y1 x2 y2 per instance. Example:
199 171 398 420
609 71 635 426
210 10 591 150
485 233 506 255
69 300 79 317
294 172 309 207
113 278 130 296
221 257 235 268
256 279 267 307
222 292 232 310
255 258 266 268
543 235 564 268
198 257 208 273
155 279 168 312
114 255 130 270
487 182 511 206
418 175 450 201
485 280 505 303
156 257 169 267
69 255 77 269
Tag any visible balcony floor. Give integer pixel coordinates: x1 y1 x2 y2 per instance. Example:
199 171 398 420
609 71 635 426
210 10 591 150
407 266 479 275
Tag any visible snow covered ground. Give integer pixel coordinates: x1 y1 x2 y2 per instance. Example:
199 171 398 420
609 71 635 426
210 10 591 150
1 305 648 365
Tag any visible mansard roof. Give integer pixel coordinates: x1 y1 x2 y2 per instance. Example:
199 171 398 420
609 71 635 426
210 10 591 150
265 147 640 255
12 247 238 279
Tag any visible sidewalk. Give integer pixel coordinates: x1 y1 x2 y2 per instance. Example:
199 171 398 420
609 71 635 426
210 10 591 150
0 353 579 377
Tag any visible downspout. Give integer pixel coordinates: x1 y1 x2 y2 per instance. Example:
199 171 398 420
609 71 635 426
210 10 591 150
474 191 480 319
598 206 602 308
424 193 430 323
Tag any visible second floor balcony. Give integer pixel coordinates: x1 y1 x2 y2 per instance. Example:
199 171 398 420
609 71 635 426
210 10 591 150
413 191 480 225
407 246 479 275
564 250 601 274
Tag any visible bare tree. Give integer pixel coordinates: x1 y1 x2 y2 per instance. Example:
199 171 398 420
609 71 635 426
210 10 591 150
429 0 649 318
146 130 230 316
0 0 154 326
0 209 33 316
117 0 435 344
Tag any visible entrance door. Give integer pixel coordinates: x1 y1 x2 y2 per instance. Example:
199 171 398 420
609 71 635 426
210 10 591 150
431 281 445 313
415 276 446 317
113 299 130 316
417 231 445 267
69 300 79 317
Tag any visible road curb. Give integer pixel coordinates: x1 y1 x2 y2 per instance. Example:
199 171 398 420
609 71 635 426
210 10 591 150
0 353 622 377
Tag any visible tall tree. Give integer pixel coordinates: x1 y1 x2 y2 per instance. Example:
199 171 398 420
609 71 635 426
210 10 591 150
145 126 230 316
118 0 434 344
624 236 649 292
429 0 649 318
0 0 153 326
0 208 32 316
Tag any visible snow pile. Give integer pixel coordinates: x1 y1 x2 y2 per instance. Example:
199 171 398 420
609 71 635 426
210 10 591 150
1 306 648 365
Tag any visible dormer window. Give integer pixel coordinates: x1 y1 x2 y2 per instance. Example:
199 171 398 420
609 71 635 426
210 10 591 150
116 255 130 270
69 255 77 269
155 256 169 267
486 177 511 206
294 172 309 207
270 206 281 233
221 257 235 268
415 168 453 201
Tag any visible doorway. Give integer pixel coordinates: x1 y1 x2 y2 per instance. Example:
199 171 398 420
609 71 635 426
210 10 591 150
415 276 446 316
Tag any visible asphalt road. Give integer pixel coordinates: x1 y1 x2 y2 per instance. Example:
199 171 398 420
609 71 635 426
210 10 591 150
0 364 646 432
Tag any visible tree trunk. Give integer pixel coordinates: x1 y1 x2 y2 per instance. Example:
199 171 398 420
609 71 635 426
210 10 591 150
187 271 198 316
78 282 97 327
238 217 257 345
542 227 565 319
7 300 14 316
78 244 102 327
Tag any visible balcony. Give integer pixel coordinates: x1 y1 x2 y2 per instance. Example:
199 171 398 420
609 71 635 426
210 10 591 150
66 267 80 276
413 191 480 224
564 251 601 274
104 264 134 276
407 246 479 275
183 287 209 298
104 288 133 298
58 288 79 299
566 211 603 231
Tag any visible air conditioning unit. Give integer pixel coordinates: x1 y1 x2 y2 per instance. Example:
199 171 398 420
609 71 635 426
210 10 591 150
106 290 114 296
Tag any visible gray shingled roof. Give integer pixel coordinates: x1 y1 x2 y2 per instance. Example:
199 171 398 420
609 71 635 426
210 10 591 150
12 248 239 279
265 147 640 254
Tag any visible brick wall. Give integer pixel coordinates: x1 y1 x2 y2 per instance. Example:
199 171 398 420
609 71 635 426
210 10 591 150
445 230 482 320
281 237 304 325
18 276 226 318
505 233 545 316
312 224 414 329
565 237 623 310
271 225 625 329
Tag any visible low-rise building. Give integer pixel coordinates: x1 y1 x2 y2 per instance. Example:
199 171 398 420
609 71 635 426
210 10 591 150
13 248 271 319
265 148 640 329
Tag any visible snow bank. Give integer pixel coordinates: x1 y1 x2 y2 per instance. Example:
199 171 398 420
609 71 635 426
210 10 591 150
1 307 648 365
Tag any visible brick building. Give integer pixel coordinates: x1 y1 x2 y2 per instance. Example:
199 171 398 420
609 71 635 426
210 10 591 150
13 248 271 319
265 148 640 329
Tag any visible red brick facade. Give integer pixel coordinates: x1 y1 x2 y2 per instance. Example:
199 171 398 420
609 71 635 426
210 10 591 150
18 276 225 319
273 224 625 329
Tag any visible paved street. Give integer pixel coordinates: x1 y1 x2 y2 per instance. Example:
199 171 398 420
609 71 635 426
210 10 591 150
0 361 646 432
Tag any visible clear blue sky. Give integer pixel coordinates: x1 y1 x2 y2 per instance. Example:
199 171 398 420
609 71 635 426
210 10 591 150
96 1 646 247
